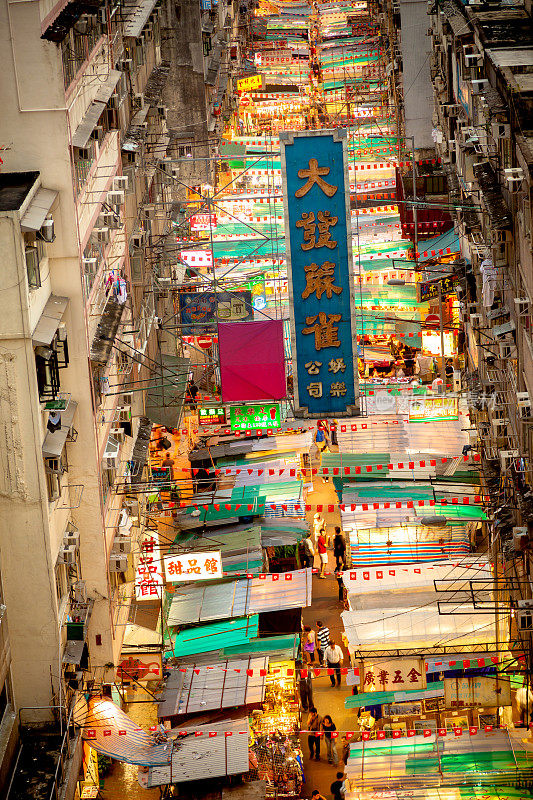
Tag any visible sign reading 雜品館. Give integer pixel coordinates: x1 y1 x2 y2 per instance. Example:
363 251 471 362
360 657 426 693
229 403 281 431
280 131 359 417
163 550 222 582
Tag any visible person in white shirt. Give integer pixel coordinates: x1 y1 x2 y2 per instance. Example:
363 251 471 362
324 638 343 687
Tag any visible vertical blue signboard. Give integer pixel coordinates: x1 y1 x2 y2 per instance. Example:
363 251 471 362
280 130 359 417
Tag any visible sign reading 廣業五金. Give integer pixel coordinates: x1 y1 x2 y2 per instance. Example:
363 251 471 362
280 131 359 417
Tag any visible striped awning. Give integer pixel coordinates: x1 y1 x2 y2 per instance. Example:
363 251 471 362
80 697 171 766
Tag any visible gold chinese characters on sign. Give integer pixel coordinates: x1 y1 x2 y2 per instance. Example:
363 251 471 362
295 158 346 402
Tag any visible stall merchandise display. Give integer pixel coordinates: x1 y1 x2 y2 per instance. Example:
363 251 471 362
249 661 303 797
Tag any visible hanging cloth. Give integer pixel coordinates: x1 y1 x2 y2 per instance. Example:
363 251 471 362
47 411 62 433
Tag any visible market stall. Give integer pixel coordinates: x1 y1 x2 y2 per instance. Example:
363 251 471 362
249 660 303 798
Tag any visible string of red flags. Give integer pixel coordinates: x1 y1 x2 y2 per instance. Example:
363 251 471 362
179 496 484 513
177 454 481 477
84 724 500 740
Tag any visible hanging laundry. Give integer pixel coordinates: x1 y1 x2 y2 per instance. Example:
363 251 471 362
47 410 62 433
480 258 497 308
116 277 128 305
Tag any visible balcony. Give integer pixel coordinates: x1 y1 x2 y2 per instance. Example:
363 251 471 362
7 711 82 800
90 295 126 366
76 131 121 247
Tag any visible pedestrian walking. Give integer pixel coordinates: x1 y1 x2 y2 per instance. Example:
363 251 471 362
321 714 339 765
317 531 328 578
297 659 313 711
316 621 330 663
313 512 326 544
307 707 322 760
341 736 350 766
302 533 315 568
334 567 344 603
324 638 343 686
330 771 346 800
303 625 316 663
333 526 346 570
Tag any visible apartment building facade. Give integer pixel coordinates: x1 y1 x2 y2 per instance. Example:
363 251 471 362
427 0 533 572
0 0 180 793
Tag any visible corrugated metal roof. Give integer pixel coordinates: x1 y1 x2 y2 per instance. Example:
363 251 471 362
123 0 158 37
158 657 268 718
145 719 250 787
167 569 312 626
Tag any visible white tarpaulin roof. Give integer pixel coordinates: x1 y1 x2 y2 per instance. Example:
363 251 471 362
337 414 468 456
167 568 312 626
343 560 492 594
341 606 496 652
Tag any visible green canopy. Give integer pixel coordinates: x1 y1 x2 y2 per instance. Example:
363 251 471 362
170 616 259 657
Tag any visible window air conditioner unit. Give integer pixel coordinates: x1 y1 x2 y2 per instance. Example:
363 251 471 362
110 427 126 444
64 531 80 548
470 79 488 94
121 392 134 405
107 190 125 206
464 52 482 67
131 231 145 248
518 608 533 629
46 457 64 475
143 204 157 220
109 554 128 572
113 175 129 192
500 449 518 471
514 297 530 313
492 122 510 140
100 211 115 228
112 536 132 554
504 168 524 191
59 545 77 565
116 405 131 421
93 227 110 244
72 580 87 603
39 218 55 243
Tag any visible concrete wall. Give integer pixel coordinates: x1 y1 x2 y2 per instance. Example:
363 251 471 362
400 0 435 149
0 0 125 707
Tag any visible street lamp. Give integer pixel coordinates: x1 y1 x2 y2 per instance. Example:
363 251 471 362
386 278 447 389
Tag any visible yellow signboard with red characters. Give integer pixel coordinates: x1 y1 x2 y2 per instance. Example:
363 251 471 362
237 74 264 93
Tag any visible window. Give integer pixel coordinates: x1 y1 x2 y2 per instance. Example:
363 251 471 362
35 331 69 400
45 451 68 502
55 561 67 605
23 234 46 290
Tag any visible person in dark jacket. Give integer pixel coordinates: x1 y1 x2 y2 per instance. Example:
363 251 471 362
333 526 346 570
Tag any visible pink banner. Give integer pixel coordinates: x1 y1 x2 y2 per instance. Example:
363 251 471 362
219 320 286 402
